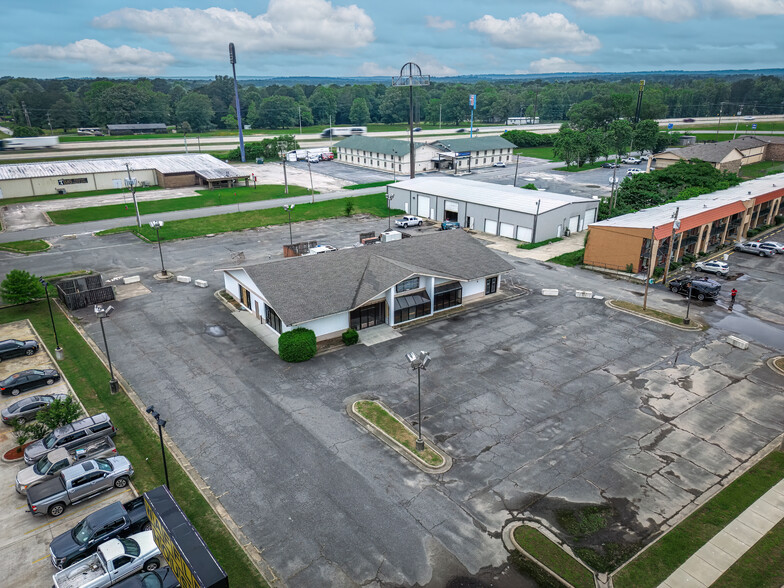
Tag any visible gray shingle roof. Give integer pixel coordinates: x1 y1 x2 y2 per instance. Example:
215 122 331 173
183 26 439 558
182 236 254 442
335 135 423 156
658 143 744 163
432 136 516 152
239 230 513 325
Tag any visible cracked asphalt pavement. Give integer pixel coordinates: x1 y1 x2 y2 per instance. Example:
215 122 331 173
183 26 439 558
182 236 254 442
1 220 782 587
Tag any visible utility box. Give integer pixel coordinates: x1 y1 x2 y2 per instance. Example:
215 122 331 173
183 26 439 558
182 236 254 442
381 231 402 243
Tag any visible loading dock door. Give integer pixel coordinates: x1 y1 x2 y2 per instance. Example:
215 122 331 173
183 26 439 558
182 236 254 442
516 226 533 242
499 222 515 238
444 200 459 222
569 216 579 233
484 219 498 234
585 208 597 225
417 195 430 218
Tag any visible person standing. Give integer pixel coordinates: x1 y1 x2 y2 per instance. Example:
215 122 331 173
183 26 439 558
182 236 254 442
729 288 737 311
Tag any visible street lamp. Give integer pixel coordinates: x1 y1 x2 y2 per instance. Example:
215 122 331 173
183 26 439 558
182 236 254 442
405 350 431 451
94 305 118 394
148 221 168 277
228 43 246 163
307 159 315 203
39 279 63 360
386 194 394 230
393 62 430 179
146 405 170 490
684 283 693 325
283 204 295 246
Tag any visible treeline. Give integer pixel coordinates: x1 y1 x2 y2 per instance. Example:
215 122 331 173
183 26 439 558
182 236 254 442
1 74 783 134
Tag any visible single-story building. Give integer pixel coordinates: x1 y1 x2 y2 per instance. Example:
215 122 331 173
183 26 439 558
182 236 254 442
651 136 775 174
219 230 513 341
334 135 516 175
0 154 249 199
387 177 599 242
107 123 167 135
584 173 784 273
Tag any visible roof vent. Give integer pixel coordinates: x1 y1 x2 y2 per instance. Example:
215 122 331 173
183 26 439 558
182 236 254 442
748 191 751 195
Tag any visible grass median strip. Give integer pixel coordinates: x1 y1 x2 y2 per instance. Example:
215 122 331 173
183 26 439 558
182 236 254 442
513 526 595 588
0 186 161 207
613 450 784 588
548 248 584 266
612 300 700 328
355 400 443 467
345 181 395 190
0 301 267 587
0 239 50 254
518 237 562 250
47 184 311 224
97 193 404 241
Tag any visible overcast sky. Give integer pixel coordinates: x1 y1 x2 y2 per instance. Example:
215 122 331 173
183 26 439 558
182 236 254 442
4 1 783 79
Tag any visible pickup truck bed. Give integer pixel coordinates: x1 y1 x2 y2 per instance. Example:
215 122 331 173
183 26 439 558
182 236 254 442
26 475 65 506
54 555 104 588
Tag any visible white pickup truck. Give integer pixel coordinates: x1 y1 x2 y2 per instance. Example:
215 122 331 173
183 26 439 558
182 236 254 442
394 215 423 228
52 531 161 588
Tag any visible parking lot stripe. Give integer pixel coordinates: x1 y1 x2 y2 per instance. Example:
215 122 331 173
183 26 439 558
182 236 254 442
32 553 51 566
23 488 131 536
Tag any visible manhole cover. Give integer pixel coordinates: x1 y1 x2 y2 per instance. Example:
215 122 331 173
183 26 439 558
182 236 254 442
205 325 226 337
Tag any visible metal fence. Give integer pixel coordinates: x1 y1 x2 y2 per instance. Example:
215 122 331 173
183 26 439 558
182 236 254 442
56 274 115 310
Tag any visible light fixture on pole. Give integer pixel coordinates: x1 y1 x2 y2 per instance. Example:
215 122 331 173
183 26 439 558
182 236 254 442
146 405 170 490
385 193 394 230
684 283 693 325
94 305 118 394
307 160 314 203
406 350 431 451
148 221 168 277
278 142 289 195
393 62 430 179
39 279 63 360
283 204 295 245
229 42 246 163
124 163 142 228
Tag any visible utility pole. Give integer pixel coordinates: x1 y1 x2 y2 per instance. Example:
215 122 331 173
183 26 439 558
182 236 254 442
643 225 656 311
278 143 289 194
513 154 520 187
439 104 442 129
531 200 541 244
229 43 246 162
634 80 645 124
662 207 680 284
21 101 31 127
124 163 142 228
609 156 619 212
46 113 53 135
716 102 725 142
532 90 539 122
298 105 302 135
733 105 743 140
328 114 333 147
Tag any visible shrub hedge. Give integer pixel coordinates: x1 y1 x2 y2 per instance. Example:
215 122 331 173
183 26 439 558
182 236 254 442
278 328 317 362
342 328 359 346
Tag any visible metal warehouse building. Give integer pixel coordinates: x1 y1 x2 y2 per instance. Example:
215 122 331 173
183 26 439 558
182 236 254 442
387 177 599 242
0 154 249 199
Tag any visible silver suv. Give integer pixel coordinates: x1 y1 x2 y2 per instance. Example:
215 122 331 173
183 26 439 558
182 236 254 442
16 438 117 494
734 241 775 257
24 413 116 465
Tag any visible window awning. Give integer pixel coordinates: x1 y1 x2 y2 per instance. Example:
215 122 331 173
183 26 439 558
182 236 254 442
395 292 431 310
434 281 462 295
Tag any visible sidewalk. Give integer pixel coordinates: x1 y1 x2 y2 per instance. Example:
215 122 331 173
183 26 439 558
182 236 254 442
658 478 784 587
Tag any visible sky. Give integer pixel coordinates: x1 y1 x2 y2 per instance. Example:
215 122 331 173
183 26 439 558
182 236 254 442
3 1 783 79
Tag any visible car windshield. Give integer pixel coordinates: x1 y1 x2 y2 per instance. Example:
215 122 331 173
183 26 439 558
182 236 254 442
95 458 113 472
7 399 25 412
72 519 94 544
0 375 18 386
42 432 57 449
141 574 164 588
119 537 140 557
34 454 55 475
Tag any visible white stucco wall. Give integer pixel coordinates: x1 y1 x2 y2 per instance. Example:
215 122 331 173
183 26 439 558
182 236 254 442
298 312 350 339
462 277 486 298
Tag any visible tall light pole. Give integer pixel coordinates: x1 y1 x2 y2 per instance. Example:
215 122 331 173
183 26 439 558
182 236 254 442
283 204 295 245
307 159 315 203
94 305 118 394
146 405 170 490
229 43 246 163
386 193 394 230
298 105 302 135
124 163 142 228
393 62 430 179
684 283 693 325
149 221 167 277
278 142 289 195
39 279 63 360
661 208 679 285
406 350 431 451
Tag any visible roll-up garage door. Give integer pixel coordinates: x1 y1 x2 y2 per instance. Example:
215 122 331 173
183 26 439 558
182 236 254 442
568 215 579 233
516 226 533 242
484 219 498 234
445 200 459 213
417 195 430 218
584 208 596 225
500 222 515 238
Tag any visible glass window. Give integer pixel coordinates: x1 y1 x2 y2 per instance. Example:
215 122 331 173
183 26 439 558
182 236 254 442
265 305 283 334
434 284 462 311
485 276 498 295
95 459 112 472
395 277 419 293
119 538 141 557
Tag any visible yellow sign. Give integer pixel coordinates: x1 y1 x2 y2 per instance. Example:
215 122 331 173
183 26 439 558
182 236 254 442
144 499 202 588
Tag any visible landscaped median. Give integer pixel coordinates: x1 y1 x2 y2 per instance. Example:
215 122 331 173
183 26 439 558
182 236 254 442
0 239 50 254
508 524 595 588
0 300 268 587
350 399 451 473
607 299 706 330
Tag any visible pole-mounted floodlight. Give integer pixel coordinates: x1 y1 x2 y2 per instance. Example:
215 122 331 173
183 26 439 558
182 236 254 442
406 350 431 451
229 43 246 163
393 62 430 179
40 278 63 360
146 405 171 490
283 204 295 246
385 193 394 230
148 220 168 277
94 305 118 394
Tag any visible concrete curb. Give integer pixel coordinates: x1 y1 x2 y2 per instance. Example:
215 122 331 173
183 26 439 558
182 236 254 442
347 398 452 475
605 299 705 331
767 356 784 377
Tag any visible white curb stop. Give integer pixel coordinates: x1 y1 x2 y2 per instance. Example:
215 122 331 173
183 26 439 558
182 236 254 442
123 275 141 284
176 275 192 283
575 290 593 298
542 289 559 296
194 279 208 288
727 335 749 350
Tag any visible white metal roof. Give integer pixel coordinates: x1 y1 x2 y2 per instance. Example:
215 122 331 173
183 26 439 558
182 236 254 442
591 173 784 229
390 176 597 215
0 154 246 181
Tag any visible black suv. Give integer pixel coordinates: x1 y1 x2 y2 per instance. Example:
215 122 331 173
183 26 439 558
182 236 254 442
0 339 39 362
668 276 721 301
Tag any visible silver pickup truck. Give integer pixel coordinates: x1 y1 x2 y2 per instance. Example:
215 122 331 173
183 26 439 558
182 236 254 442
52 531 161 588
27 456 133 517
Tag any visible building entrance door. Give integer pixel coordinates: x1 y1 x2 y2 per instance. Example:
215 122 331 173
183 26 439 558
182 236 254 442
349 300 386 330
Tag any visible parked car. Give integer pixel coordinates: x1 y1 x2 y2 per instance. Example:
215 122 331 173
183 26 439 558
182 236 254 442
668 276 721 301
744 116 755 120
112 567 180 588
456 128 467 133
0 368 60 396
759 241 784 254
27 456 133 517
694 260 729 276
734 241 775 257
52 531 160 588
622 157 642 164
2 393 68 424
17 438 117 494
413 127 422 132
601 162 620 168
395 215 423 228
307 155 319 163
440 220 461 230
50 497 151 569
25 412 116 465
683 118 695 122
0 338 39 362
319 152 334 161
492 161 506 167
626 168 644 176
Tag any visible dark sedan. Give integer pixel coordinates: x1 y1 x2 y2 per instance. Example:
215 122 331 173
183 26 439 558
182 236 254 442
113 566 180 588
0 369 60 396
1 393 68 424
601 162 620 168
0 339 39 362
668 276 721 301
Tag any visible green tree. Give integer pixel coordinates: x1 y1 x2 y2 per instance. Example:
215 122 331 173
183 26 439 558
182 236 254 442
175 93 214 132
49 99 78 132
607 119 633 158
36 397 82 431
633 119 660 154
221 105 238 129
553 126 586 167
349 97 370 125
257 96 299 129
308 86 337 125
0 269 44 305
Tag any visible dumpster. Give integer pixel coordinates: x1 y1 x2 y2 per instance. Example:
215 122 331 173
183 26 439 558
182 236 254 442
256 157 264 164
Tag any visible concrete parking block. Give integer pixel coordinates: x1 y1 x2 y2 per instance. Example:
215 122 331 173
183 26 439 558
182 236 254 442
176 275 192 283
122 275 141 284
542 288 559 296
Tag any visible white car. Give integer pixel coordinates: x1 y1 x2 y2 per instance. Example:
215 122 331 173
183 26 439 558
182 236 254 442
395 215 423 228
307 156 319 163
626 168 644 176
760 241 784 254
694 260 729 276
492 161 506 167
622 157 642 164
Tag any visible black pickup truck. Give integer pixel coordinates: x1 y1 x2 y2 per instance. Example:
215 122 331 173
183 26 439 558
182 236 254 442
49 497 151 569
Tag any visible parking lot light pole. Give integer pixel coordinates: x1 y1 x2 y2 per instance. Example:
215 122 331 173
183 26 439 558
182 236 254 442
406 351 431 451
94 305 118 394
684 284 693 325
146 406 170 490
149 221 167 277
40 279 63 360
284 204 295 245
386 194 394 230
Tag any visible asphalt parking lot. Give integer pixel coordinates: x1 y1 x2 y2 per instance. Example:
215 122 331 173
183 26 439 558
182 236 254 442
28 219 776 587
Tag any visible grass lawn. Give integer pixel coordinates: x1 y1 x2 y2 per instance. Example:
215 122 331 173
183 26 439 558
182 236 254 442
345 180 395 190
97 193 404 241
0 239 50 254
0 302 267 587
518 237 562 250
712 517 784 588
47 184 311 224
554 160 609 172
548 249 584 266
678 121 784 133
514 146 558 161
613 450 784 588
740 160 784 179
0 186 161 207
612 300 699 328
354 400 443 466
513 526 594 588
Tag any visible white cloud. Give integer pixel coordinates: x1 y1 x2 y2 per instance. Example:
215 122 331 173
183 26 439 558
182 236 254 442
92 1 374 59
521 57 598 74
357 62 396 76
425 16 456 30
11 39 175 75
469 13 600 53
564 0 784 21
358 54 457 77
